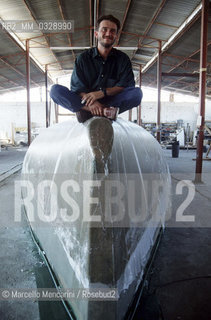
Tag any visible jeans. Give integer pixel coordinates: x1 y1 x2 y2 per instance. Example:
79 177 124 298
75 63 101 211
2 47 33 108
50 85 142 114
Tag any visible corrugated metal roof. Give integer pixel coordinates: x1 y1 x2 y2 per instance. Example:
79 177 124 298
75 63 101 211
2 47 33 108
0 0 210 97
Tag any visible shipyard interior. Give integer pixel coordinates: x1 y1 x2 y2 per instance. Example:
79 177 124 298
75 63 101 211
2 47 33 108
0 1 211 320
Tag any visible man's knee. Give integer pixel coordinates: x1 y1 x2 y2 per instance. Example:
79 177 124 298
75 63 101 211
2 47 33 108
50 84 68 100
124 87 142 107
134 87 143 106
50 84 61 99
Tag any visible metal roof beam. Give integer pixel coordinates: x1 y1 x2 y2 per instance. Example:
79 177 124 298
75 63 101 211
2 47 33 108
50 46 138 50
154 21 178 29
0 57 39 87
0 86 23 93
164 87 199 96
122 30 166 43
57 0 76 61
22 0 64 74
165 48 203 73
180 82 199 91
116 0 132 45
163 53 203 64
142 3 202 73
163 79 196 86
162 77 197 90
140 0 167 44
161 42 211 90
131 0 167 60
0 72 25 88
162 72 199 77
146 72 198 88
0 19 45 73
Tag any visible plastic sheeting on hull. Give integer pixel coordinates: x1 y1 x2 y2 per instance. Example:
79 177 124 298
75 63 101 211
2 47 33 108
21 117 171 320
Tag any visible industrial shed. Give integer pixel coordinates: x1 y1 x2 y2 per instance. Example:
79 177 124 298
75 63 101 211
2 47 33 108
0 1 210 319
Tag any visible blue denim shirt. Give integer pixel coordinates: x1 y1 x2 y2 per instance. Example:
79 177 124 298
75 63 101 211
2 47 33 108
71 47 135 93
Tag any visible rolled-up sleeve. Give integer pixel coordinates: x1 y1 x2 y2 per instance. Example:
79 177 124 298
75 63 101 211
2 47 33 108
115 55 135 87
71 57 88 93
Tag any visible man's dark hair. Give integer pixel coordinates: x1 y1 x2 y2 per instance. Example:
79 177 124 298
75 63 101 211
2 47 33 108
96 15 121 33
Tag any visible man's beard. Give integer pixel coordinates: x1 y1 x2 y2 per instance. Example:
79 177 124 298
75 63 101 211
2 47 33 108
98 36 115 48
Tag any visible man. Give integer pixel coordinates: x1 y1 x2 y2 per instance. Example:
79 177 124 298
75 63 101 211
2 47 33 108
50 15 142 123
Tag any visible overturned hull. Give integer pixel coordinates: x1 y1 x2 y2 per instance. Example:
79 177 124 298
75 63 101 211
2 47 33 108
22 117 171 319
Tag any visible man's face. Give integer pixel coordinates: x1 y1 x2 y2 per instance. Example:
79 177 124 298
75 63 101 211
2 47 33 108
95 20 118 48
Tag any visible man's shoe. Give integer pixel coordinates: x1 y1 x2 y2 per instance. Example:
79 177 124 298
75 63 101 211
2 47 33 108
76 109 93 123
103 107 119 120
86 117 114 167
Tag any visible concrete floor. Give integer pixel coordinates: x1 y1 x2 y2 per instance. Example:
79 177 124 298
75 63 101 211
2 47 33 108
136 149 211 320
0 147 27 182
0 147 70 320
0 146 210 319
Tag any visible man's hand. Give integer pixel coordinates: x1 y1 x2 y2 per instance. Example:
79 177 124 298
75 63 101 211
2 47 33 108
82 101 104 116
82 91 104 106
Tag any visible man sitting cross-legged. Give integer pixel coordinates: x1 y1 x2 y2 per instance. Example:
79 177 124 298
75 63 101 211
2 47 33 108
50 14 142 123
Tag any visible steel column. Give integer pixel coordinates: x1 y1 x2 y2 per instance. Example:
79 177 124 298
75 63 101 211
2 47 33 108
157 41 162 142
49 99 51 125
195 0 209 183
55 78 59 123
89 0 92 47
128 109 132 121
45 65 49 128
26 40 31 146
54 102 59 123
138 65 142 125
96 0 100 22
93 0 97 46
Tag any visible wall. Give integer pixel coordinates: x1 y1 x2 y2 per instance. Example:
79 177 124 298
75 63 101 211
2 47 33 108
122 101 211 131
0 102 55 141
1 100 211 140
